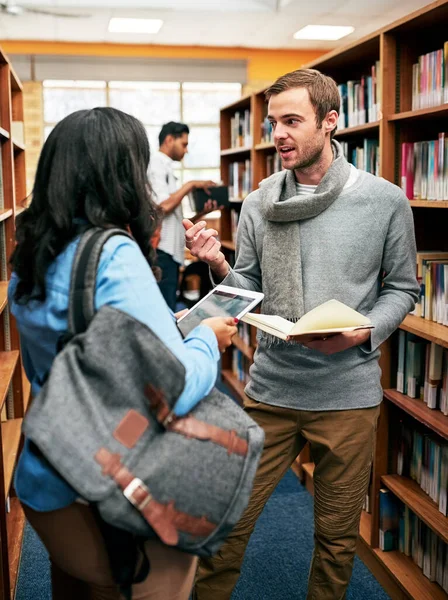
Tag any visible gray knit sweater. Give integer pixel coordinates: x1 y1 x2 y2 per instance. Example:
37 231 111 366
220 169 419 411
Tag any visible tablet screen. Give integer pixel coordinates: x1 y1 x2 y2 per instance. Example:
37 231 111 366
177 289 257 337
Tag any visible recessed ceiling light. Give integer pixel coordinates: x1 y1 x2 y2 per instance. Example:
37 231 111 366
293 25 354 41
108 18 163 34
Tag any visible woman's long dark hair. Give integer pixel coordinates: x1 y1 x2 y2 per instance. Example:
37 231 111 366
11 107 161 303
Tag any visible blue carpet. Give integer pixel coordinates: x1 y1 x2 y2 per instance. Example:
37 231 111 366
16 470 390 600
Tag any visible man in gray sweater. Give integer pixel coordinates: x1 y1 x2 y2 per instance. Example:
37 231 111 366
184 69 419 600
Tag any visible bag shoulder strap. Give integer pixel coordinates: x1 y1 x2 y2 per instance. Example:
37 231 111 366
68 227 133 336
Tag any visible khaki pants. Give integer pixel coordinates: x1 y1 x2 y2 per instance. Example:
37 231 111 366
24 502 198 600
193 397 380 600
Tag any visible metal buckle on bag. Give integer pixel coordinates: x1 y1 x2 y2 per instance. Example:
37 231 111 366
162 410 176 428
123 478 152 511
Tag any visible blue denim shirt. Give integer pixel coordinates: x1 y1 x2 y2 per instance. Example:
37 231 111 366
9 234 220 511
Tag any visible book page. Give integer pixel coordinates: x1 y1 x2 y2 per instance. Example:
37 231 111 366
242 313 294 334
290 299 371 335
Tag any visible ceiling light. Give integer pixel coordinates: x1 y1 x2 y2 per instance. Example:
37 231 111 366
293 25 354 41
108 18 163 34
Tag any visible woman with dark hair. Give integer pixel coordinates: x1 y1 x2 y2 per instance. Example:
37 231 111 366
9 107 237 600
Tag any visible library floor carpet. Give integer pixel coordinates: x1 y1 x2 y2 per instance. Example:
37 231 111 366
16 469 390 600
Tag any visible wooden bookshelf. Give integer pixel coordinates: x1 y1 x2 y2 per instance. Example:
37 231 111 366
383 389 448 440
409 201 448 208
0 283 8 315
336 121 380 138
2 419 22 496
400 314 448 350
254 142 276 151
0 352 19 412
0 210 12 223
370 547 448 600
220 146 251 157
388 104 448 123
0 44 29 600
381 474 448 543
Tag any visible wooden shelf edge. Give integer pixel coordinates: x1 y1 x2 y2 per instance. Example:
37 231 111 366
409 200 448 208
254 142 276 151
0 351 20 412
381 474 448 544
389 104 448 122
0 209 13 223
383 389 448 440
336 121 380 137
400 314 448 350
220 146 252 157
220 93 252 112
7 498 25 598
221 369 247 406
2 418 23 496
0 127 9 140
12 140 25 153
0 281 8 315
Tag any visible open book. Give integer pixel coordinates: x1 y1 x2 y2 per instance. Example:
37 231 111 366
241 299 373 341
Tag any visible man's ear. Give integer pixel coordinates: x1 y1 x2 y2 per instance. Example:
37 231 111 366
324 110 338 136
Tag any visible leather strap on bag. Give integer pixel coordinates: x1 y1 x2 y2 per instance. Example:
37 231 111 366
145 384 249 456
95 448 216 546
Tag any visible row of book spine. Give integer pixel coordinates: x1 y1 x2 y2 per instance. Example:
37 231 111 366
397 331 448 415
231 347 251 384
337 61 381 130
395 417 448 515
340 139 379 176
230 109 252 149
228 159 251 202
412 43 448 111
401 136 448 201
413 251 448 325
379 489 448 591
266 153 282 177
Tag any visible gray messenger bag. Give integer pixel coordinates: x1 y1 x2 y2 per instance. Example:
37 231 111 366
23 228 264 560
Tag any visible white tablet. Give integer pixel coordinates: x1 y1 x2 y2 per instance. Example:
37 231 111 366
177 284 264 337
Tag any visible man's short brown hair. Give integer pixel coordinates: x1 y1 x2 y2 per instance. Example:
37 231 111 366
265 68 340 138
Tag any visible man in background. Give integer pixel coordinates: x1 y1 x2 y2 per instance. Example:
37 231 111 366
150 121 218 310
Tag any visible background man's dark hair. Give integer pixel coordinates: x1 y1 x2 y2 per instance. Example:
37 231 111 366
159 121 190 147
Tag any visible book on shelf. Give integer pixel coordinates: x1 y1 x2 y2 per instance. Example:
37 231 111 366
260 108 273 144
339 139 379 176
395 417 448 516
266 153 282 177
396 330 448 415
337 62 381 130
228 159 251 201
379 488 400 551
230 109 252 148
411 43 448 110
190 185 230 213
401 135 448 201
412 250 448 322
379 489 448 590
242 299 373 341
